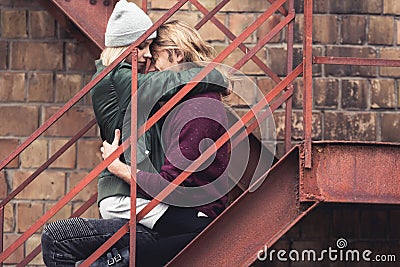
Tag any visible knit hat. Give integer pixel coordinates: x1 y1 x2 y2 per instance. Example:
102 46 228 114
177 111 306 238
105 0 156 47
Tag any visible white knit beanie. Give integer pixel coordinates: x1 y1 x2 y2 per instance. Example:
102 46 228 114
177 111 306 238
105 0 156 47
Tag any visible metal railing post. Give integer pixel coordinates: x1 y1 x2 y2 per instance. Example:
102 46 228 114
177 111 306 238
303 0 313 168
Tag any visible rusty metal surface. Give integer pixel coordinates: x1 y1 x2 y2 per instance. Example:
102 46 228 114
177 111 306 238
303 0 313 168
300 142 400 204
284 0 295 153
314 56 400 67
168 147 318 266
50 0 117 49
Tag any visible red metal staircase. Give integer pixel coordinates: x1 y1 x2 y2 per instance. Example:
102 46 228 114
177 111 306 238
1 0 400 266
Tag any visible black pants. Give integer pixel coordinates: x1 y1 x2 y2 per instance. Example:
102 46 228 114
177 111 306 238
41 207 212 266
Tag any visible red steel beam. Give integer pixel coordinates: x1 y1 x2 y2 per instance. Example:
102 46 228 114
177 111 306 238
129 48 138 267
303 0 313 168
231 12 295 73
314 56 400 67
284 0 295 153
190 0 282 84
168 146 319 266
50 0 117 49
300 142 400 204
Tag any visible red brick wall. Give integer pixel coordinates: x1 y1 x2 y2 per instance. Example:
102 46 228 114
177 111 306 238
1 0 399 265
0 1 100 265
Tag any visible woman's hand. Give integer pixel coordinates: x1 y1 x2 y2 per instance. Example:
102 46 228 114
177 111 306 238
100 129 139 184
101 129 121 161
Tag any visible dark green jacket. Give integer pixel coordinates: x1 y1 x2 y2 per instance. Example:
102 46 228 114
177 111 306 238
91 60 228 204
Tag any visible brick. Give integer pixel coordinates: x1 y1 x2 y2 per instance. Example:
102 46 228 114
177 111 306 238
20 139 48 168
368 16 394 45
381 113 400 142
26 234 44 265
398 21 400 45
267 47 288 76
231 108 262 139
49 139 77 168
233 76 257 105
45 203 72 223
171 12 199 26
229 13 255 43
313 15 339 44
17 202 43 232
30 10 55 38
0 0 11 6
13 0 42 8
293 14 303 44
190 0 217 10
0 106 39 136
291 78 303 109
27 72 54 102
255 77 276 103
42 106 96 137
330 0 382 14
65 42 96 72
370 79 396 109
0 41 8 69
69 171 98 202
221 0 271 12
341 79 368 109
0 72 25 102
149 11 197 27
3 234 24 264
198 14 226 42
77 139 103 169
294 0 331 14
380 48 400 77
324 112 376 141
257 14 282 43
55 73 83 103
0 171 7 198
383 0 400 14
0 139 20 168
150 0 189 10
11 42 63 70
214 45 266 75
1 10 27 38
314 78 339 109
4 204 13 232
13 170 65 200
274 111 322 141
72 204 101 218
325 46 377 77
342 16 366 44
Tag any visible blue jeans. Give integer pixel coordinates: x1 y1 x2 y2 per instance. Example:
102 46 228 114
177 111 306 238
41 217 158 267
41 209 210 267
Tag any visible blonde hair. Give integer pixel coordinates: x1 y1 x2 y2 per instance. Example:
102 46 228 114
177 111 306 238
151 20 215 64
100 46 130 66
